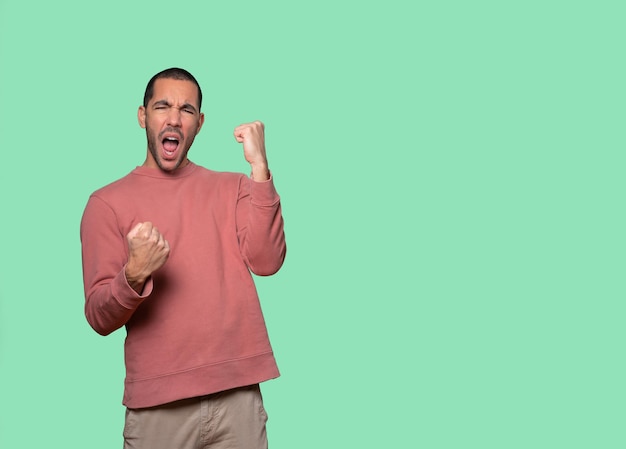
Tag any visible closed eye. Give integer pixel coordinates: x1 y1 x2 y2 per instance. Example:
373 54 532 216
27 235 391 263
152 100 170 110
182 104 197 114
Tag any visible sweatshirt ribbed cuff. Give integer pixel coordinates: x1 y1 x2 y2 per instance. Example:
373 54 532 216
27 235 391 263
111 266 154 309
249 174 280 206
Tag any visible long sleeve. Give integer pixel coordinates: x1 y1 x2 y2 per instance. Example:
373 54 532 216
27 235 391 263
80 195 153 336
236 175 286 276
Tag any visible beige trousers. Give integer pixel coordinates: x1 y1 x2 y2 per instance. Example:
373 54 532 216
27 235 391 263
123 384 268 449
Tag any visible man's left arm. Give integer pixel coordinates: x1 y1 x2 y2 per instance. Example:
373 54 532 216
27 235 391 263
234 121 286 275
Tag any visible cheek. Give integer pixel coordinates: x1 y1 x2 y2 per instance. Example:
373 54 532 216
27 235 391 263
146 114 165 128
184 121 200 137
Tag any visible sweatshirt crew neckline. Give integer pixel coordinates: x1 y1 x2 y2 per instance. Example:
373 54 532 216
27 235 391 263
131 161 199 179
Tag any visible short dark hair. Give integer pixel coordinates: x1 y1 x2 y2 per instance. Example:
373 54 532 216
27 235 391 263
143 67 203 110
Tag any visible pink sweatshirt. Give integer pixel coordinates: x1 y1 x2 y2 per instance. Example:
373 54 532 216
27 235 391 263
80 162 286 408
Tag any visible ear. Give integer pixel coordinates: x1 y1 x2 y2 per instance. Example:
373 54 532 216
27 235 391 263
138 106 146 129
196 112 205 135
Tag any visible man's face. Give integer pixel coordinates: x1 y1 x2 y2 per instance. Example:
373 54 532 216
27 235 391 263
138 78 205 172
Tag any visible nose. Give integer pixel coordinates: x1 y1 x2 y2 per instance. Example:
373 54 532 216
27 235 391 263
167 108 182 127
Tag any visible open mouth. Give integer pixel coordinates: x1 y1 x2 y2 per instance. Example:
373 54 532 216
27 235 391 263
162 137 180 158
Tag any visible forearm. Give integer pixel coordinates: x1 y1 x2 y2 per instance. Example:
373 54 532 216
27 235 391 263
250 162 270 182
237 175 286 275
84 268 151 335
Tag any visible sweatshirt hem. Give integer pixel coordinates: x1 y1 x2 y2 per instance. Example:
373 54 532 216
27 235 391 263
123 351 279 409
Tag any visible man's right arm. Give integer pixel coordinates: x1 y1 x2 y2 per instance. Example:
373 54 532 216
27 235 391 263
80 196 166 336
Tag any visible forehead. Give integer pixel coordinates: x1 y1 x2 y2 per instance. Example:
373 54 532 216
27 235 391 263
151 78 200 107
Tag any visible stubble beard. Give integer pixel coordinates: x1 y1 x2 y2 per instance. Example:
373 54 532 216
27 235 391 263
146 126 190 172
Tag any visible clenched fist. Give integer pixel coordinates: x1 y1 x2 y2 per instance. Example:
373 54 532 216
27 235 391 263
234 121 270 181
125 222 170 294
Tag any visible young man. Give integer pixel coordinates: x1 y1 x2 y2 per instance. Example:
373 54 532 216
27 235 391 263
80 68 286 449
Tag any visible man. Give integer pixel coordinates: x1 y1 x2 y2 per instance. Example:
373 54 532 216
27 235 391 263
80 67 286 449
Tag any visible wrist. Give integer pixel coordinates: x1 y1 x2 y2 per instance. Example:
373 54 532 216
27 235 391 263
250 163 270 182
125 265 148 294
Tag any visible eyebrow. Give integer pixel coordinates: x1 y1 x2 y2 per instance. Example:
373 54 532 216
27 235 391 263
152 100 198 113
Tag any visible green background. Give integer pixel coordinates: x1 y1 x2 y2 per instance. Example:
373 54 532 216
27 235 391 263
1 1 624 447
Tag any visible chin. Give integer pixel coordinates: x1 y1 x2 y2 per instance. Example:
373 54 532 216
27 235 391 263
147 142 189 172
158 160 181 171
159 155 189 172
